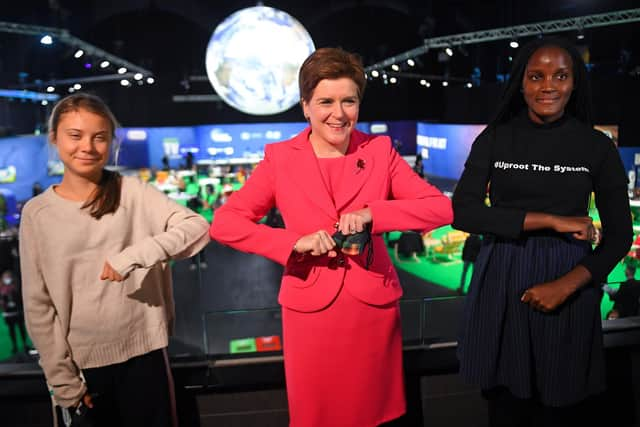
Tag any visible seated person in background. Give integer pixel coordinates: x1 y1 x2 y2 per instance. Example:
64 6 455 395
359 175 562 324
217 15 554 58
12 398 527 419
0 270 28 354
393 230 425 262
214 184 234 209
186 191 208 271
203 184 217 210
458 234 482 294
604 264 640 319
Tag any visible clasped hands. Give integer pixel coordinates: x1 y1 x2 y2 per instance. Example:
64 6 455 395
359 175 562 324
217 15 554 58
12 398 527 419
293 208 372 257
521 215 595 313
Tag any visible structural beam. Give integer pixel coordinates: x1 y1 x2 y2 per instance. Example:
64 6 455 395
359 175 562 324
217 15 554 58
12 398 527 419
0 21 153 76
365 8 640 72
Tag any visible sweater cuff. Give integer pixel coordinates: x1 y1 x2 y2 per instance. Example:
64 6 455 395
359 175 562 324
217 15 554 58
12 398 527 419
55 379 87 408
106 251 137 277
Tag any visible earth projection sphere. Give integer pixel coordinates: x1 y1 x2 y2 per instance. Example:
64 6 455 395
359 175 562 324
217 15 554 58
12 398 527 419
205 6 315 115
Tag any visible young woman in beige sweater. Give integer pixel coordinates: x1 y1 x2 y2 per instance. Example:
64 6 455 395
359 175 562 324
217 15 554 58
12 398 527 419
19 93 210 427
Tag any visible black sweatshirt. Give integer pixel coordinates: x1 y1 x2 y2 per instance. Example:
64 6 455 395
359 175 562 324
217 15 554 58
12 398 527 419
452 111 633 283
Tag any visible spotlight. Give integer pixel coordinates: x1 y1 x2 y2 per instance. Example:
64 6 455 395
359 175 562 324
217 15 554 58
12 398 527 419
40 35 53 45
100 60 110 68
120 79 130 87
371 70 379 78
577 30 585 40
41 100 48 106
391 64 399 71
46 86 55 93
146 77 155 84
420 79 426 86
445 47 453 57
117 67 127 74
133 73 143 81
84 63 92 69
389 77 397 84
425 82 431 87
407 59 415 67
74 49 84 58
510 40 519 49
68 87 75 93
442 81 449 87
73 83 81 90
466 82 473 88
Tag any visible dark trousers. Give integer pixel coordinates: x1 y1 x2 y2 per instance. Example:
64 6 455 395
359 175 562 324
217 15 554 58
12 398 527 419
4 314 27 351
483 386 604 427
78 349 174 427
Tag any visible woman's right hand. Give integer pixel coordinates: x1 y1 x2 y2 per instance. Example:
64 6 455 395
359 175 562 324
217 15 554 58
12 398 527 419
294 230 337 257
550 215 595 241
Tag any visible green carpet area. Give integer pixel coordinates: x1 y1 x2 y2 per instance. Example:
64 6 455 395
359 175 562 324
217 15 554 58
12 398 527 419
387 225 627 320
0 318 31 361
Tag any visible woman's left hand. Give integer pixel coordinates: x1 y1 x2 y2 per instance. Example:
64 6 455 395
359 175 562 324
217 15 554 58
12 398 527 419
521 280 575 312
100 261 127 282
338 208 372 235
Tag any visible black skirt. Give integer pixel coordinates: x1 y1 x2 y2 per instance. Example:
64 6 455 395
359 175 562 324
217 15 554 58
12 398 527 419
457 233 605 407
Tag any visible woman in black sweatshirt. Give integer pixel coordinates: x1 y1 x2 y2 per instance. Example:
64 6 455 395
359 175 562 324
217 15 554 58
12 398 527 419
453 37 633 426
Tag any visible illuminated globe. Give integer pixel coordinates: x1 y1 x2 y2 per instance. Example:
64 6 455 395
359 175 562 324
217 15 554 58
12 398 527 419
205 6 315 115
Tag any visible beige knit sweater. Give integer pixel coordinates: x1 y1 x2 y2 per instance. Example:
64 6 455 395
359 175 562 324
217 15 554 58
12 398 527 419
19 176 210 407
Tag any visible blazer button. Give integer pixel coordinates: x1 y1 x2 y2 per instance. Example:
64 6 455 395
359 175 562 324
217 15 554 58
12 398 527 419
336 257 345 266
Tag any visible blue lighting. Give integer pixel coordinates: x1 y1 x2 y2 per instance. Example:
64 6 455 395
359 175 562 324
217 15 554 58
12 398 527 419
0 89 60 101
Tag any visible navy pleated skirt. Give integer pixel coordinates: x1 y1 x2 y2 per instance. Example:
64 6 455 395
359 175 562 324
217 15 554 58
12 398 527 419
457 233 606 407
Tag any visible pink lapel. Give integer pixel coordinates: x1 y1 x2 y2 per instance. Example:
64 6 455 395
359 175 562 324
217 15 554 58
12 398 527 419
287 128 338 220
334 131 375 213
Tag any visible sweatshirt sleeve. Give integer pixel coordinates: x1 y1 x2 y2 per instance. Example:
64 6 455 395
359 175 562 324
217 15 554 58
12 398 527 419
452 130 526 238
578 140 633 283
367 140 453 234
20 213 87 408
107 180 211 276
209 146 302 266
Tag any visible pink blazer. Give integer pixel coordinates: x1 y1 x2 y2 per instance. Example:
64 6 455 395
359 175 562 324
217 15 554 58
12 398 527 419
210 128 453 312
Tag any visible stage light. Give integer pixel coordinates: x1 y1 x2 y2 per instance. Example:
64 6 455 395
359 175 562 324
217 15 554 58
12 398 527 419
510 40 519 48
445 47 453 57
84 63 92 69
442 81 449 87
146 77 155 84
118 67 127 74
68 87 75 93
46 86 55 93
133 73 143 81
389 77 397 84
466 82 473 88
41 100 48 106
371 70 379 78
73 83 81 90
407 58 415 67
74 49 84 58
391 64 399 71
100 60 110 68
577 30 585 40
425 82 431 87
120 79 130 87
382 73 388 79
40 35 53 45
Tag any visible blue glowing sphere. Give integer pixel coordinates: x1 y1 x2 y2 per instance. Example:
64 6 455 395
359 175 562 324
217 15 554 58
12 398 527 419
205 6 315 115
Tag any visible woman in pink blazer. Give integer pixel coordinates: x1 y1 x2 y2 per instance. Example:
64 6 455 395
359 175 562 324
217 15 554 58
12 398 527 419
210 48 453 427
